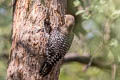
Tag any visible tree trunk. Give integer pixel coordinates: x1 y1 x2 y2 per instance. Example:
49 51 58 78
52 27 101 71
7 0 66 80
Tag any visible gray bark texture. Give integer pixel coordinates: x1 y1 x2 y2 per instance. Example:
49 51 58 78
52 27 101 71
7 0 66 80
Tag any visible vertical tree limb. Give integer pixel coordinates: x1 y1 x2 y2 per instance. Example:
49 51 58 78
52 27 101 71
7 0 66 80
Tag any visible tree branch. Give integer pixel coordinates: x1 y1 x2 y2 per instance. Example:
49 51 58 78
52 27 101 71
1 53 111 69
63 53 111 69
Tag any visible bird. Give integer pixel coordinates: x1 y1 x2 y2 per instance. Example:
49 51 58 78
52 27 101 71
39 14 75 77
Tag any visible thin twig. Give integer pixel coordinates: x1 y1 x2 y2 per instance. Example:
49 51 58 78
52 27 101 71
83 42 104 71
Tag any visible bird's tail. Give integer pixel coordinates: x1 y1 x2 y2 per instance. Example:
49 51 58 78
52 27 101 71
39 62 53 77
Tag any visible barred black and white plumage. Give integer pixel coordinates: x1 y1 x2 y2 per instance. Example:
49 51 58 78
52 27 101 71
39 15 75 76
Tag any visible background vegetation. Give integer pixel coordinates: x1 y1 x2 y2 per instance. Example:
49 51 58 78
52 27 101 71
0 0 120 80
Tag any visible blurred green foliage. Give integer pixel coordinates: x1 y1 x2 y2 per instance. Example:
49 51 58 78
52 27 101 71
0 0 120 80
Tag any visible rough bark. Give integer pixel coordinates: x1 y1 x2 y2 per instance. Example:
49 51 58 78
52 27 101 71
7 0 66 80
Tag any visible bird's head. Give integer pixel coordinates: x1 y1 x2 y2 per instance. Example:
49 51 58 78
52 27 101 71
60 15 75 34
64 15 75 27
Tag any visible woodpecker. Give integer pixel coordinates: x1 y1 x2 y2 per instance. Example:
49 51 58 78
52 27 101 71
39 15 75 76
